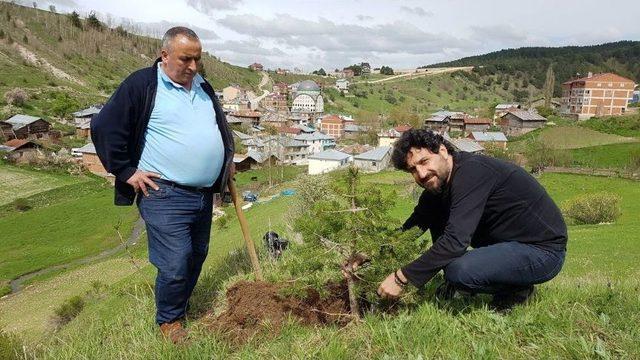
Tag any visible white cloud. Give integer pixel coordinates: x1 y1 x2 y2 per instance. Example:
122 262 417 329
400 6 433 17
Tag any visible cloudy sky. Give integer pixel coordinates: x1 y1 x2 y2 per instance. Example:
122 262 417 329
21 0 640 71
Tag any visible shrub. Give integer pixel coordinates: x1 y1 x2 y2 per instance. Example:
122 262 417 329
52 295 85 329
12 198 31 212
4 88 29 106
562 193 621 225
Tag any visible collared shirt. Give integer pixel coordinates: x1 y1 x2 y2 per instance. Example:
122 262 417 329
138 64 225 187
401 152 568 287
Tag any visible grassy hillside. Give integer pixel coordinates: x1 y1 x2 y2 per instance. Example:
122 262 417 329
1 172 639 358
427 41 640 96
325 70 529 122
0 2 260 122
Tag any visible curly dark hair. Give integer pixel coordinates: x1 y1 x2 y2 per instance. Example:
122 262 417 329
391 129 456 171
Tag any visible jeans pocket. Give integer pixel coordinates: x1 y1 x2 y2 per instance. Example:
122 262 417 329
145 185 169 200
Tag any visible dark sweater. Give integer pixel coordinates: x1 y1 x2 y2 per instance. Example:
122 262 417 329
401 152 568 287
91 58 234 205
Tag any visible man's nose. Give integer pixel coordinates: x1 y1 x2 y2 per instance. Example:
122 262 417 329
416 166 429 180
188 60 197 72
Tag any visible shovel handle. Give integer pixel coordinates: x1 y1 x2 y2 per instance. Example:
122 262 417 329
228 179 264 281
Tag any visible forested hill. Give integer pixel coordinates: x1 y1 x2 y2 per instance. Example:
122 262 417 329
425 41 640 95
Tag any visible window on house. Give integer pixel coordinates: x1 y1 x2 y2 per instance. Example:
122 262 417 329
372 161 377 166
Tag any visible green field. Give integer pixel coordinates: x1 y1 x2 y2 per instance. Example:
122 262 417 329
0 165 90 206
511 125 638 151
569 142 640 170
1 171 638 358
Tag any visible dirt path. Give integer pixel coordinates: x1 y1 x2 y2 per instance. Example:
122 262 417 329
356 66 474 84
253 71 271 104
8 216 146 294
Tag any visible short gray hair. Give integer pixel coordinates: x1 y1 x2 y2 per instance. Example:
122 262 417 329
162 26 200 50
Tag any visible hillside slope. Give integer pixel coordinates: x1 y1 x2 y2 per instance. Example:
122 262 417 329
0 2 260 120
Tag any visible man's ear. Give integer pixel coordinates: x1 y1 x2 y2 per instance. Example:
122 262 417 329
440 144 449 158
160 49 169 63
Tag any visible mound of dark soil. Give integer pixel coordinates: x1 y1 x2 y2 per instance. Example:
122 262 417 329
205 280 352 343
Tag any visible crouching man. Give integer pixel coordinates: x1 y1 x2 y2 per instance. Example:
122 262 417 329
377 129 567 311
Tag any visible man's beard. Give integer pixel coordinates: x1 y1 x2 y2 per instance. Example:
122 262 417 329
419 172 447 195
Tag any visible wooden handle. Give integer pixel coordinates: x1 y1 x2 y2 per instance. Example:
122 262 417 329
228 179 264 281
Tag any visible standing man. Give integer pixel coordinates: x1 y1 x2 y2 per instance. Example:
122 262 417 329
376 129 567 311
91 27 234 342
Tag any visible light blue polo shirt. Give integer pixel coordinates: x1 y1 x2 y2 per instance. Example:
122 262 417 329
138 64 224 187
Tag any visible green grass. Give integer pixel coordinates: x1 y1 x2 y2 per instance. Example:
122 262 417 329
511 125 638 151
233 165 306 190
569 142 640 170
325 72 531 119
0 164 90 206
0 186 138 283
580 114 640 138
2 172 640 358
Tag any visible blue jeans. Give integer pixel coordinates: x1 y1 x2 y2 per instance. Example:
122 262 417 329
444 242 566 295
137 182 213 325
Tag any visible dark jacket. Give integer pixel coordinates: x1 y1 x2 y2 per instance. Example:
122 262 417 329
91 58 234 205
401 152 568 287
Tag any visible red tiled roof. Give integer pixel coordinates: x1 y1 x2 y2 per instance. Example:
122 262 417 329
278 127 302 135
3 139 29 148
322 115 344 124
563 72 636 85
231 110 262 118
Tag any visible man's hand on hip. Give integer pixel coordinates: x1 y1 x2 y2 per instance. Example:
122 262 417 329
127 170 161 196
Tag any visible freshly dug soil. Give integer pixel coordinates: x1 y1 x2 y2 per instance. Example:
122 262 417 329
205 280 353 343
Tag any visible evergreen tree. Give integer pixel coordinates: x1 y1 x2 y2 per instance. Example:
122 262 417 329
69 11 82 29
543 64 555 108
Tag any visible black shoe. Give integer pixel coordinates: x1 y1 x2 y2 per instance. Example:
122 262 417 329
491 286 535 312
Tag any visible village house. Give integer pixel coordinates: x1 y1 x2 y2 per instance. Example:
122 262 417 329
336 78 349 92
261 111 289 128
276 68 289 75
560 72 637 119
338 143 373 155
320 114 345 139
222 96 251 112
76 142 111 177
343 123 367 139
448 112 468 133
308 149 352 175
378 124 412 147
464 117 492 133
249 63 263 71
294 131 336 154
278 126 302 137
423 114 450 132
272 82 289 96
494 103 521 120
467 131 508 149
1 139 43 163
73 105 102 126
4 114 52 140
230 110 262 126
287 113 310 126
260 93 288 112
353 146 391 173
0 121 12 142
441 132 484 154
222 84 244 102
234 150 279 172
277 137 310 165
501 110 547 136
